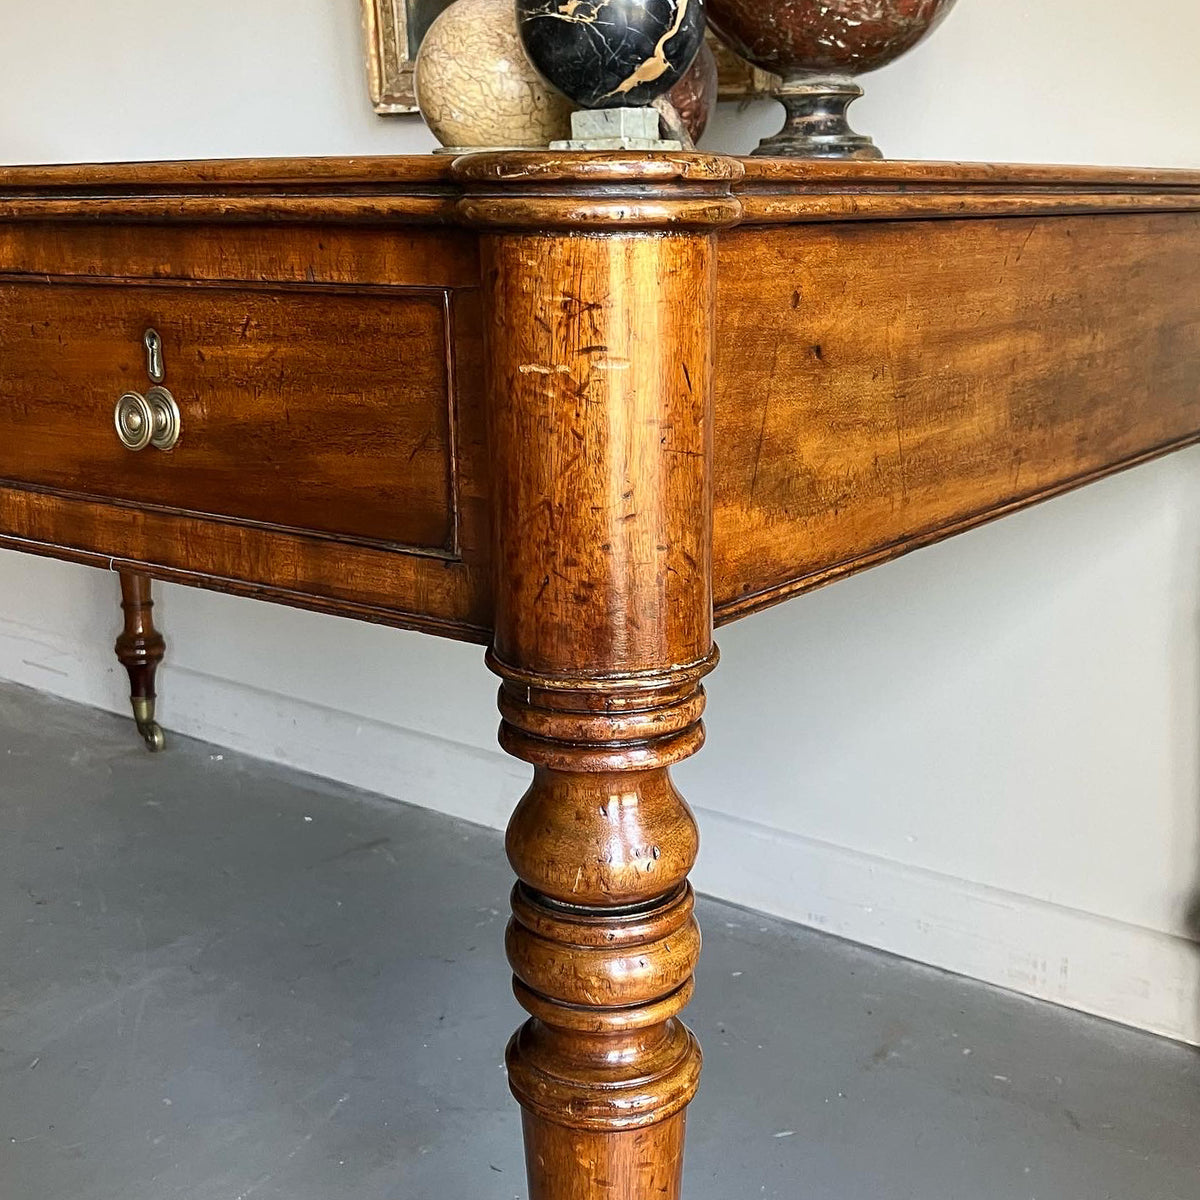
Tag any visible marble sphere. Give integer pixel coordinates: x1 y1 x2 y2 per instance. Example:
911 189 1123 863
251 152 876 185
415 0 573 150
517 0 707 110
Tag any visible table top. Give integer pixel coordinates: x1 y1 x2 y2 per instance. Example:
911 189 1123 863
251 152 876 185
3 154 1200 185
1 154 1199 226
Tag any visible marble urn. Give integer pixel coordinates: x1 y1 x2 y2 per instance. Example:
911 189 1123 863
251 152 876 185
516 0 707 110
706 0 959 158
668 38 719 144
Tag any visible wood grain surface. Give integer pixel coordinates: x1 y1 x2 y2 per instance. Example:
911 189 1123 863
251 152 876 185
464 155 726 1200
0 278 456 551
0 152 1197 644
712 211 1200 619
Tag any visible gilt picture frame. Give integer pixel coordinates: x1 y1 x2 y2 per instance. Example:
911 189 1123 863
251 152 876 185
360 0 776 115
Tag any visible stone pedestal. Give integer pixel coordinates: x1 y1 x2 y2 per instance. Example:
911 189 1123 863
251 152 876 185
551 107 682 151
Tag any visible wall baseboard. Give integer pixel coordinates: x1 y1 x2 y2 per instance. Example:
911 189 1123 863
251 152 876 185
2 615 1196 1047
161 666 530 834
691 807 1200 1047
0 612 119 712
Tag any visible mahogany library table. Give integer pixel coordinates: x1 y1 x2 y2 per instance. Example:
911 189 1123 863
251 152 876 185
1 153 1199 1198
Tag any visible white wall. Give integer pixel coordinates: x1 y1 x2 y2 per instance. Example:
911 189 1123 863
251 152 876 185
2 0 1200 1043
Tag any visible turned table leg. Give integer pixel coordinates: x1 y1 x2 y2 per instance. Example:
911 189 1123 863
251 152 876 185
114 571 166 752
459 152 741 1199
496 660 712 1198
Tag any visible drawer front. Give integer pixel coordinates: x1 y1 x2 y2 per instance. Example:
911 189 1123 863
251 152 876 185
0 279 457 552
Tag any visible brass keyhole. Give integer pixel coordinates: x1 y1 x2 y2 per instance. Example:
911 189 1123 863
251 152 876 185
143 328 165 384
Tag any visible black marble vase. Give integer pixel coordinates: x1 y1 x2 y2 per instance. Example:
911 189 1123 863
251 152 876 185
516 0 706 109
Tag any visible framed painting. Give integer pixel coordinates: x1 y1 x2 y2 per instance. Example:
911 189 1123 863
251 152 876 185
361 0 776 115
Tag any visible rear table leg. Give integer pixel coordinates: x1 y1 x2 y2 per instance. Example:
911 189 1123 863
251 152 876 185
114 571 166 752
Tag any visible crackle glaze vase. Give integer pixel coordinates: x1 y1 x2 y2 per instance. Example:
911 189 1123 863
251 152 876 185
707 0 959 158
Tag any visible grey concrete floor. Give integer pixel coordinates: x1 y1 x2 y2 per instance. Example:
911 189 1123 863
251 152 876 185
0 682 1198 1200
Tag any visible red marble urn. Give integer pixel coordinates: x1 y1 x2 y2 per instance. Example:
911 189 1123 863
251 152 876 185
707 0 959 158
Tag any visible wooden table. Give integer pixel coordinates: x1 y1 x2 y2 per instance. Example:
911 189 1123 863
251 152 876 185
2 153 1199 1198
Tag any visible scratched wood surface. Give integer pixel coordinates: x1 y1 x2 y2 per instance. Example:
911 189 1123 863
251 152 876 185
0 279 455 551
0 214 491 638
460 152 733 1200
1 155 1199 642
710 211 1200 619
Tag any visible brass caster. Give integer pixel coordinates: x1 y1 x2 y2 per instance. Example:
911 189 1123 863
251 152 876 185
131 697 166 752
137 720 166 753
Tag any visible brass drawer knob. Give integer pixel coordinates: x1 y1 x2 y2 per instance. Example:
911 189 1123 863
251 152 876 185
145 385 181 450
114 390 154 451
114 386 181 452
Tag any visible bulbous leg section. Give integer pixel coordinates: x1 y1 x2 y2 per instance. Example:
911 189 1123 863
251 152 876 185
114 572 166 752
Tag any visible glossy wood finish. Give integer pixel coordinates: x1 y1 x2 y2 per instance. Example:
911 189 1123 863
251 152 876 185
0 216 491 640
4 157 1200 646
734 158 1200 222
0 280 455 549
712 210 1200 619
3 153 1200 1198
114 571 166 752
458 152 738 1199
